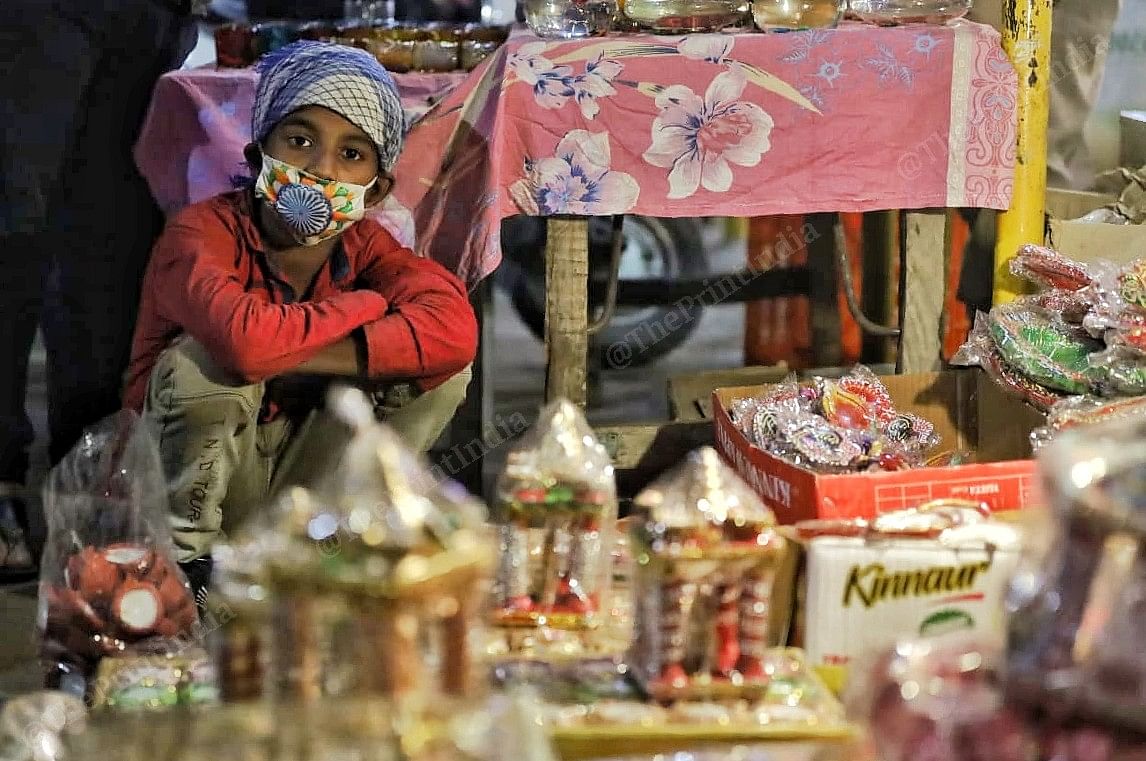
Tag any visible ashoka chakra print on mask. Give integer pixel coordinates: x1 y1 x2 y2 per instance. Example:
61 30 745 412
275 183 333 236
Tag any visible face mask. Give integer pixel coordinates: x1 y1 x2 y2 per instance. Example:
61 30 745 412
254 154 377 246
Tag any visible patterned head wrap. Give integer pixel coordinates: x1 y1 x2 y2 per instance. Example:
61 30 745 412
252 41 405 174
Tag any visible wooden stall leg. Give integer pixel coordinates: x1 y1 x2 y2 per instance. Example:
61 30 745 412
544 217 590 406
994 0 1052 305
807 213 842 368
861 211 899 364
898 210 951 374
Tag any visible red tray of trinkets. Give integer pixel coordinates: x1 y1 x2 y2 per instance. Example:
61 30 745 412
712 370 1045 523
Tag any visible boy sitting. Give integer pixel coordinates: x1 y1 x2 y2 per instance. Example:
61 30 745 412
123 42 477 590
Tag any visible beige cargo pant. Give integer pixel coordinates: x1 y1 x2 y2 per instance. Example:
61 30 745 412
143 337 472 561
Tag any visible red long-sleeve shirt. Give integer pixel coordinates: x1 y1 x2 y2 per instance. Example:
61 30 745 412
123 190 477 412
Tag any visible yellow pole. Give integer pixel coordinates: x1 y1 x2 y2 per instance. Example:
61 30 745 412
993 0 1052 305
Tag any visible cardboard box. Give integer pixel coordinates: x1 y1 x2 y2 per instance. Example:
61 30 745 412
1045 188 1144 266
712 371 1045 524
800 535 1021 671
1122 111 1146 170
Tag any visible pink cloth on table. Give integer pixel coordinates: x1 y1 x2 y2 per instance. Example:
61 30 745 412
134 23 1017 288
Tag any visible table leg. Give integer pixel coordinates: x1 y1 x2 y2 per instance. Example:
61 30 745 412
808 213 843 368
544 217 590 406
898 209 951 374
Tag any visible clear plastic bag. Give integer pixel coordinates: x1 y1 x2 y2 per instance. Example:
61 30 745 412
1030 394 1146 452
38 410 197 695
1009 244 1093 292
489 399 619 660
214 387 495 703
628 447 787 701
953 312 1067 413
1008 414 1146 736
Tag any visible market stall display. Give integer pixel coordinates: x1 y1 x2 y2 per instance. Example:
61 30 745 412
38 412 199 700
213 21 510 72
713 369 1045 521
136 22 1016 289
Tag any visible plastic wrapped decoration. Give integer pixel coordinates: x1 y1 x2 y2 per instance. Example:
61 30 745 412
853 637 1034 761
1084 259 1146 339
1009 244 1094 293
628 447 788 701
1088 345 1146 396
38 411 198 698
218 387 494 703
1007 413 1146 736
489 400 619 659
1030 394 1146 452
987 302 1102 395
953 313 1067 412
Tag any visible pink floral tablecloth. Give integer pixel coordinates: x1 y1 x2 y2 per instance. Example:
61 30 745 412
135 21 1017 287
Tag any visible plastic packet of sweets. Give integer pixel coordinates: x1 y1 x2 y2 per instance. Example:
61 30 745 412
38 412 198 695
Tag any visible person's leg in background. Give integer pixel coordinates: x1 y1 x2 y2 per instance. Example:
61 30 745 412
44 3 196 466
1046 0 1122 191
958 0 1123 319
0 1 101 579
0 241 46 580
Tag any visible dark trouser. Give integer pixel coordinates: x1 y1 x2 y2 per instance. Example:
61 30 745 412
0 1 195 483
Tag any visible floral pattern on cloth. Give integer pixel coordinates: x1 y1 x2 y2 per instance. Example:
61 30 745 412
508 42 624 119
134 24 1018 288
506 36 813 202
964 36 1018 207
510 130 639 215
643 66 775 200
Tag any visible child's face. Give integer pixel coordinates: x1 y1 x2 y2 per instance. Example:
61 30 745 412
261 105 388 197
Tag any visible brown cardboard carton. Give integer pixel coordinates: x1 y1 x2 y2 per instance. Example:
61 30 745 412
1046 188 1144 266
